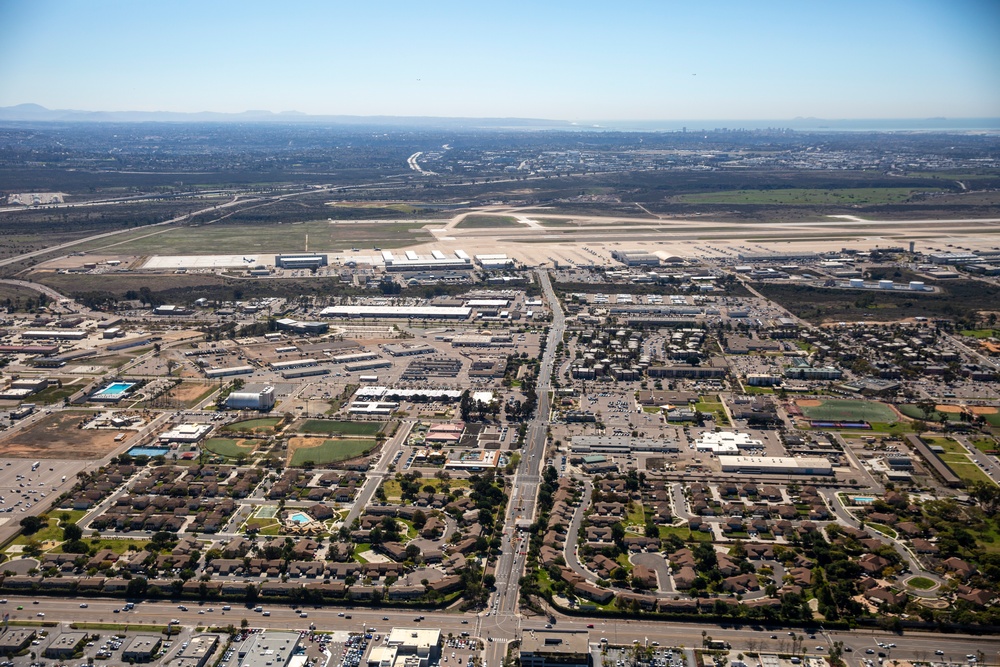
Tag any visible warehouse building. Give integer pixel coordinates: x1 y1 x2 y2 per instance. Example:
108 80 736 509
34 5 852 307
718 456 833 476
22 329 87 340
275 318 328 334
520 630 591 667
270 358 319 371
226 386 275 411
159 423 212 443
205 365 255 379
275 254 328 269
384 343 436 357
571 436 680 454
320 305 471 320
474 254 515 269
611 250 661 267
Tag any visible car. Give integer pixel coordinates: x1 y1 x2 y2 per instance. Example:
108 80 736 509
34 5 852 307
770 635 777 640
866 650 875 655
113 608 120 613
845 648 853 653
461 620 469 624
338 612 345 617
262 611 271 616
79 603 88 608
935 651 945 656
382 616 389 621
587 624 594 629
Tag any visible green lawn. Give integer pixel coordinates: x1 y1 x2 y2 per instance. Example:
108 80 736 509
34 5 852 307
222 417 282 433
907 576 937 590
867 523 898 539
659 526 712 542
799 399 897 423
674 187 945 206
960 329 1000 339
298 420 383 437
290 438 373 466
949 461 997 487
625 502 646 526
54 538 150 555
898 404 962 422
972 438 998 453
202 438 256 458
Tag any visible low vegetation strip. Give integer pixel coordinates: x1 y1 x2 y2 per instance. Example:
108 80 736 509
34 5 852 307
673 187 945 205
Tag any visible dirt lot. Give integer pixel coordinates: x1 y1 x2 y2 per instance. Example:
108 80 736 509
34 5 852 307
0 411 122 459
970 406 999 415
936 404 964 413
162 381 214 406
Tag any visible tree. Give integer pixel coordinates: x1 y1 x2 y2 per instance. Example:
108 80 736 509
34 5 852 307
63 522 83 542
19 515 45 535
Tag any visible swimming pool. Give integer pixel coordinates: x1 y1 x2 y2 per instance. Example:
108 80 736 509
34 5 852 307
853 496 875 504
93 381 136 401
289 512 311 524
128 446 170 457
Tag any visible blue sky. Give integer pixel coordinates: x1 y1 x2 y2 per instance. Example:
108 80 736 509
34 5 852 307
0 0 998 120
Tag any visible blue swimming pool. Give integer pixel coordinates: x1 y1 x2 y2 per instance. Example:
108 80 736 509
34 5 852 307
853 496 875 504
128 446 170 457
93 381 136 400
289 512 311 524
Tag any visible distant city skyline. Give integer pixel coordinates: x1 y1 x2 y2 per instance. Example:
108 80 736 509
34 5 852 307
0 0 998 121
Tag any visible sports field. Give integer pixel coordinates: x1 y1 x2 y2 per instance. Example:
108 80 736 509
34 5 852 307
222 417 282 434
297 420 383 437
288 437 373 466
796 399 897 423
202 438 256 458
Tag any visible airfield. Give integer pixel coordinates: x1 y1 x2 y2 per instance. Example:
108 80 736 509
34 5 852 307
35 208 1000 272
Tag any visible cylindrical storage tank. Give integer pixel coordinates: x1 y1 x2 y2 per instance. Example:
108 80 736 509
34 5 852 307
878 280 894 290
849 278 864 288
909 281 925 291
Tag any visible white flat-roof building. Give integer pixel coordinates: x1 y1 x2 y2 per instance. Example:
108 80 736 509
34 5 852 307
320 306 471 320
236 631 300 667
718 455 833 476
695 431 763 454
205 365 255 378
159 423 212 443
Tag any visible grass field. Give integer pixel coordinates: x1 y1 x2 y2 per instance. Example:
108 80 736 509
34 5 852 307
297 420 383 437
949 461 996 487
898 404 963 422
797 399 897 423
88 220 433 255
960 329 1000 339
455 214 520 229
289 438 372 466
659 526 712 542
54 538 149 555
907 576 937 590
222 417 282 433
673 187 945 205
202 438 256 458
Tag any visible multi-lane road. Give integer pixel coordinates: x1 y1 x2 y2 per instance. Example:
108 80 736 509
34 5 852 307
4 596 999 666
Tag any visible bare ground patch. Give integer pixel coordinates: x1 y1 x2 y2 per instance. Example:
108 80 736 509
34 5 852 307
0 411 121 459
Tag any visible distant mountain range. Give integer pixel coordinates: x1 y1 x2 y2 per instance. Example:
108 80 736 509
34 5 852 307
0 104 997 132
0 104 573 129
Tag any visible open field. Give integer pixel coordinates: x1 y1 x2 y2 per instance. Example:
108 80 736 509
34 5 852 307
898 404 963 422
288 437 373 466
0 411 122 459
297 420 383 436
155 381 217 407
86 220 434 255
221 417 282 434
672 187 947 205
202 438 257 458
757 280 1000 323
797 399 897 423
455 214 520 229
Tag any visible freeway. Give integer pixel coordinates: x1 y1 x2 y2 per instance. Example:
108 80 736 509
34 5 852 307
3 596 999 665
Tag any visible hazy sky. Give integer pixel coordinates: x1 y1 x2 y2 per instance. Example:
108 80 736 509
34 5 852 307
1 0 998 120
